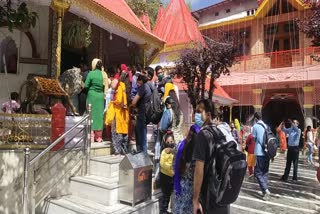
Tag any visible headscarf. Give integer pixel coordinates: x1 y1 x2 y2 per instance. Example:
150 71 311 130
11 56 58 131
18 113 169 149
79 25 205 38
91 58 100 70
91 58 109 93
174 124 201 195
163 82 175 101
121 64 128 72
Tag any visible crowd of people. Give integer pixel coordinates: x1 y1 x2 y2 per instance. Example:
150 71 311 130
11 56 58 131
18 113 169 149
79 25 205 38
2 58 320 214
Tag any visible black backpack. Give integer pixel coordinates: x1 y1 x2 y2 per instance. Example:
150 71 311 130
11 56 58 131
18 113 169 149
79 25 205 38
202 125 247 208
257 123 278 159
145 83 163 124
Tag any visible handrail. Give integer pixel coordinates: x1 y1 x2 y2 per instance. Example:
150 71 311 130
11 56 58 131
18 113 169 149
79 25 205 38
22 104 92 214
29 114 89 166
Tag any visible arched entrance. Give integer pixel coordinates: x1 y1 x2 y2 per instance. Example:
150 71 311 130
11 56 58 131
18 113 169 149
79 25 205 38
262 90 304 131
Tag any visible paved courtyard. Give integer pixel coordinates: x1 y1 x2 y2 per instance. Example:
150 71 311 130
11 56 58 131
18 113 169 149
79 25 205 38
231 153 320 214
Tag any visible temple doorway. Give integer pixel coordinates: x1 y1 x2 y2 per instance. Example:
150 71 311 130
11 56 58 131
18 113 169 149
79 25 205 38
262 90 304 131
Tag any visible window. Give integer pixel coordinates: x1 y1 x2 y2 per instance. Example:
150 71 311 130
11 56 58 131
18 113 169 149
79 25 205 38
0 37 18 74
265 25 278 35
215 12 219 16
226 9 231 13
284 22 297 33
264 39 279 53
247 11 250 16
251 10 255 15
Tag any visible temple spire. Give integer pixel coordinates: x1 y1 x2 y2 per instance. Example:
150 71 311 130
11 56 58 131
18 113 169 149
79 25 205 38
153 0 204 46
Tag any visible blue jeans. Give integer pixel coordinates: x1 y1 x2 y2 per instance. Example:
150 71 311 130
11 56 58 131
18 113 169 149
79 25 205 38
135 118 147 153
307 143 313 163
254 156 270 193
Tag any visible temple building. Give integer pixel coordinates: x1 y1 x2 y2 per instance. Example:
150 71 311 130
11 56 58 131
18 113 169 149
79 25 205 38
193 0 320 128
151 0 237 124
0 0 164 106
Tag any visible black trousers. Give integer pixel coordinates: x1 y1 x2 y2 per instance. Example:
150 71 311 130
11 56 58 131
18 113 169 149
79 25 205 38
283 146 299 180
160 172 173 214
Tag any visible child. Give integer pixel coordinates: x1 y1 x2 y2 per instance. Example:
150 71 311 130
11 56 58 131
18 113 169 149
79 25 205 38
1 92 20 113
160 133 175 214
246 133 256 177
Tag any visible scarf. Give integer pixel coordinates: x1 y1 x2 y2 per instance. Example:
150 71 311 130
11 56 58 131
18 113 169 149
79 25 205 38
174 124 201 195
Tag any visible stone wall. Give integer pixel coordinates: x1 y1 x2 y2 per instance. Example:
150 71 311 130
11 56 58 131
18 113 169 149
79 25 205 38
0 149 83 214
0 4 50 105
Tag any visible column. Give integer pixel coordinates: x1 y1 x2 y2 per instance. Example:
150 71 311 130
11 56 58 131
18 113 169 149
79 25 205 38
303 86 314 119
252 88 263 113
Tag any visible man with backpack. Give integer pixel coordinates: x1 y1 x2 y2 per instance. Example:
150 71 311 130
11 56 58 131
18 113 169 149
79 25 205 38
252 112 271 201
131 67 155 153
193 99 246 214
280 119 301 182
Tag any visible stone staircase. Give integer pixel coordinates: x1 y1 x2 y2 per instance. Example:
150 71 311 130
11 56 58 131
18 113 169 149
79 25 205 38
38 142 160 214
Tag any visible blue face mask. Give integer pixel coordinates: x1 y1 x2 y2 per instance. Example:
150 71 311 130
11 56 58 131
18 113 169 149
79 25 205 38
195 113 204 127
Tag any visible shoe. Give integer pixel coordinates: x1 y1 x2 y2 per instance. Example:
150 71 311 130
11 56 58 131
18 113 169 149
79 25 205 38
262 191 271 201
292 179 298 183
280 176 288 182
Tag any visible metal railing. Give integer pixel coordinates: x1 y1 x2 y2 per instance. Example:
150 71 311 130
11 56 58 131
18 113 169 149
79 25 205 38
231 47 320 72
22 105 92 214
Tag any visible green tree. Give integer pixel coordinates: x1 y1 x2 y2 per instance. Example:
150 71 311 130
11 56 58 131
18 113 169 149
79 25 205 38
175 39 237 111
126 0 163 29
297 1 320 61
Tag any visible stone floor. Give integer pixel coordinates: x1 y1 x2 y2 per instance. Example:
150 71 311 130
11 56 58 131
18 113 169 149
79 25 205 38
231 154 320 214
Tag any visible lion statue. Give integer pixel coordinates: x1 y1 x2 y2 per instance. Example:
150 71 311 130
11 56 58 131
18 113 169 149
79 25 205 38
20 67 84 115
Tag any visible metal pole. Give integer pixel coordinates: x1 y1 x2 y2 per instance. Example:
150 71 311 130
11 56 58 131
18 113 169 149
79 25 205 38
23 148 30 214
82 119 87 176
85 104 92 176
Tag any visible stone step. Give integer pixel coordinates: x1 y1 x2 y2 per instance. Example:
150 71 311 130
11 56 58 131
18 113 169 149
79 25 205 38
69 175 119 206
91 142 111 157
44 195 160 214
90 155 124 178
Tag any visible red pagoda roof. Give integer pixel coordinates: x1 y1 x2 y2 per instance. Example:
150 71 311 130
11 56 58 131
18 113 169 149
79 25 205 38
155 4 164 25
153 0 205 46
173 77 237 105
140 13 151 32
92 0 152 34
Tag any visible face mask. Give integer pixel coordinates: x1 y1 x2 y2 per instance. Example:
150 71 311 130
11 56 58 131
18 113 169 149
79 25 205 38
158 74 164 81
195 113 204 127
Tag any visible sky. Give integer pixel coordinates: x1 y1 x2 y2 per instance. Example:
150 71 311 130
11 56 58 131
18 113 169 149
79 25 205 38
162 0 224 11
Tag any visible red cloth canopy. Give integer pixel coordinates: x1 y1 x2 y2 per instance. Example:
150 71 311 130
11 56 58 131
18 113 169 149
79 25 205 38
153 0 205 46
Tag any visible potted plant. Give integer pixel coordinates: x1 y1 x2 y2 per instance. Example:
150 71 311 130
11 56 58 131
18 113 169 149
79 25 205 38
0 1 38 32
63 20 92 49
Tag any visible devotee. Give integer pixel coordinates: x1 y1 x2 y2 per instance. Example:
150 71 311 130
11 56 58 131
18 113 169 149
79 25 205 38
131 67 154 153
111 71 129 155
306 125 315 165
173 104 203 214
1 92 20 113
160 94 184 144
281 119 301 182
276 122 287 153
84 59 105 142
159 132 175 214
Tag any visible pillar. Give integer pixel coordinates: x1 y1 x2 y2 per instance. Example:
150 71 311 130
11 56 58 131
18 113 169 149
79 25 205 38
51 0 71 79
303 86 314 127
252 88 263 113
